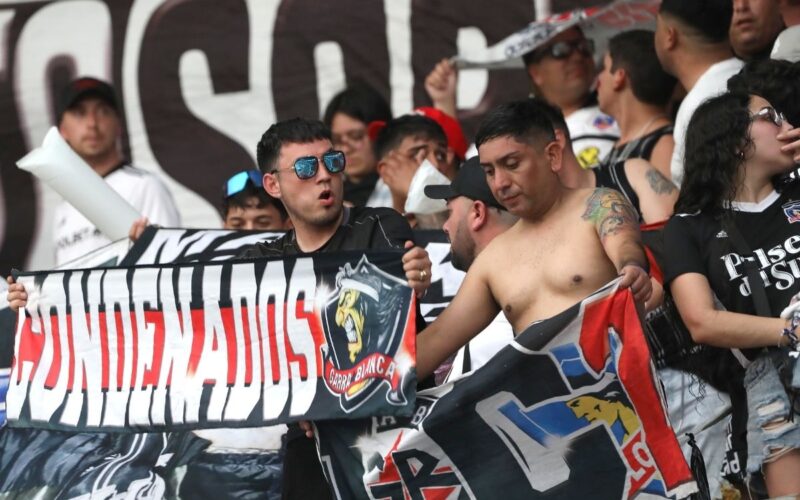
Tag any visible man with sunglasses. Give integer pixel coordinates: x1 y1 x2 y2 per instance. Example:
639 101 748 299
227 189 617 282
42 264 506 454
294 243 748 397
426 27 618 169
222 170 291 230
240 117 433 499
523 27 620 169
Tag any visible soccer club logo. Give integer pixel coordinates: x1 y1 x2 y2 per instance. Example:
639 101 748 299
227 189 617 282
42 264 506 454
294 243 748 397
321 255 415 412
782 200 800 224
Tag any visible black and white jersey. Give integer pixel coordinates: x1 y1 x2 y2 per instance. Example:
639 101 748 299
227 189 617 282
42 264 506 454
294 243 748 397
663 182 800 320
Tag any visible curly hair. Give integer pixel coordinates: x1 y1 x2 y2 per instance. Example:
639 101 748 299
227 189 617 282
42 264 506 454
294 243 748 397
675 92 753 215
728 59 800 128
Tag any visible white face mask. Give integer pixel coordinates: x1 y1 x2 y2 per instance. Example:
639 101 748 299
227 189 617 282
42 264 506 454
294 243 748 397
404 159 450 215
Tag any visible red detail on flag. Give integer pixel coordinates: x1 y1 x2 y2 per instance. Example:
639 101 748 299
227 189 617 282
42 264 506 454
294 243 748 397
578 287 693 495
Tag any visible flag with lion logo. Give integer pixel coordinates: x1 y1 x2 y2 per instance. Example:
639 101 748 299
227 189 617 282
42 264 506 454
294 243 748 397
316 279 697 499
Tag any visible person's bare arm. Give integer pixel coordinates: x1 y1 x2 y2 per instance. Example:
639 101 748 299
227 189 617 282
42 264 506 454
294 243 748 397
671 272 788 348
582 188 651 302
625 158 677 224
416 257 500 379
423 58 458 118
647 134 674 179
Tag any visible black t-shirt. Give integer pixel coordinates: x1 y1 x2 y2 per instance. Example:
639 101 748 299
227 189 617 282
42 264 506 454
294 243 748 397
240 206 412 258
239 206 428 442
343 172 379 207
663 183 800 323
663 182 800 479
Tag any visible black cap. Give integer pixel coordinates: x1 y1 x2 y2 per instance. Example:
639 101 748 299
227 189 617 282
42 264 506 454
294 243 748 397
57 77 119 123
424 156 505 210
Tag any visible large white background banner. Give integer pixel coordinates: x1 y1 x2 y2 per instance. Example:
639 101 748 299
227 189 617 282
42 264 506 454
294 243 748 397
0 0 605 275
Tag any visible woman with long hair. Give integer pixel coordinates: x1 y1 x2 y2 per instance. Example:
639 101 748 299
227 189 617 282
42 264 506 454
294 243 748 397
663 90 800 496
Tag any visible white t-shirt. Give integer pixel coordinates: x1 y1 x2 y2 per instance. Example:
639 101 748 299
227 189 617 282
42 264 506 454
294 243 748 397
670 58 744 186
54 164 181 266
365 178 393 208
445 312 514 382
566 105 620 169
771 25 800 63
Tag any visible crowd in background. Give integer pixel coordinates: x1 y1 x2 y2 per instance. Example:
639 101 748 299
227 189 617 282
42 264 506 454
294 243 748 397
6 0 800 499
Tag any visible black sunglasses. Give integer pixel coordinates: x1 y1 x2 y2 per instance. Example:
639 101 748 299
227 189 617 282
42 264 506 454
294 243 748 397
533 38 595 61
273 150 346 180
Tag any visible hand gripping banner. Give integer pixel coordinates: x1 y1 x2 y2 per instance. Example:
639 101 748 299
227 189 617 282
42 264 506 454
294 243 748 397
6 250 417 431
316 280 697 500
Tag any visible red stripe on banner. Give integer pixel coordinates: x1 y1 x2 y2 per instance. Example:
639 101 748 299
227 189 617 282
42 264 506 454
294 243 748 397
220 308 237 384
187 309 205 377
114 311 126 390
240 305 254 386
142 311 166 388
14 315 43 383
66 312 75 391
267 303 281 383
17 300 333 392
98 312 110 390
404 294 417 360
44 314 62 390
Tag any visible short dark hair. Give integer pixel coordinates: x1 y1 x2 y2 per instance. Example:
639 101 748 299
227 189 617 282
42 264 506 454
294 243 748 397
221 184 288 220
659 0 732 43
475 99 556 149
522 97 570 142
728 59 800 128
373 115 447 162
256 118 331 174
608 30 677 107
322 81 392 127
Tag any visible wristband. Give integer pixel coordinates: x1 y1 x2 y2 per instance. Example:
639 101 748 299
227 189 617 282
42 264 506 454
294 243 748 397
781 313 800 350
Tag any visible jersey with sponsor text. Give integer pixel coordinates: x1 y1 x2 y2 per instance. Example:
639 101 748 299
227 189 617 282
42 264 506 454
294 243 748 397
663 182 800 324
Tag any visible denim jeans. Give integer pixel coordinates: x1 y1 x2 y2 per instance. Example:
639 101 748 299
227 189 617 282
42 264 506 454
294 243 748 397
744 350 800 475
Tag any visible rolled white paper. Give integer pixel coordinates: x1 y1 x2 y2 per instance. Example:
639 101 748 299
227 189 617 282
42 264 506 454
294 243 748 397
17 127 140 241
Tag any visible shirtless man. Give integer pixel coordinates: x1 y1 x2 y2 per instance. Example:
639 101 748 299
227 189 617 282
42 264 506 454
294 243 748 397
415 99 652 379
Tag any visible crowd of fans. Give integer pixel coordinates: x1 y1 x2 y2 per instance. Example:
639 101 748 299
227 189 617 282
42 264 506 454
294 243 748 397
6 0 800 498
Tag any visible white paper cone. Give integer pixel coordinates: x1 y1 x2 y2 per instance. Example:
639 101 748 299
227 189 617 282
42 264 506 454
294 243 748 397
17 127 140 241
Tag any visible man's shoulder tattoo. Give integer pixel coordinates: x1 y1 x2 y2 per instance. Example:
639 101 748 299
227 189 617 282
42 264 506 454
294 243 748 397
581 188 639 240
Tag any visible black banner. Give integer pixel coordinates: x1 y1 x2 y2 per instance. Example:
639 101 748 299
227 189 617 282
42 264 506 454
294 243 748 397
8 250 417 431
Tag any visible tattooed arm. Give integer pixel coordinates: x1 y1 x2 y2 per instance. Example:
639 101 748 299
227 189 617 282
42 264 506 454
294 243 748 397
624 158 678 224
582 187 652 302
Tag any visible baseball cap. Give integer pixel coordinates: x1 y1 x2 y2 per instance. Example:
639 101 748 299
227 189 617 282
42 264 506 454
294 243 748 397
414 107 468 160
57 77 119 123
424 156 504 210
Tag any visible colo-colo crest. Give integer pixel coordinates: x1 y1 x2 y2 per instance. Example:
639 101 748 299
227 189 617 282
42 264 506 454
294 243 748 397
322 256 415 412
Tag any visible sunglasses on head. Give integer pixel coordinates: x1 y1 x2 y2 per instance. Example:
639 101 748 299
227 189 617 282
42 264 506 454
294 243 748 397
751 106 786 128
225 170 263 198
534 38 595 61
273 150 346 180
